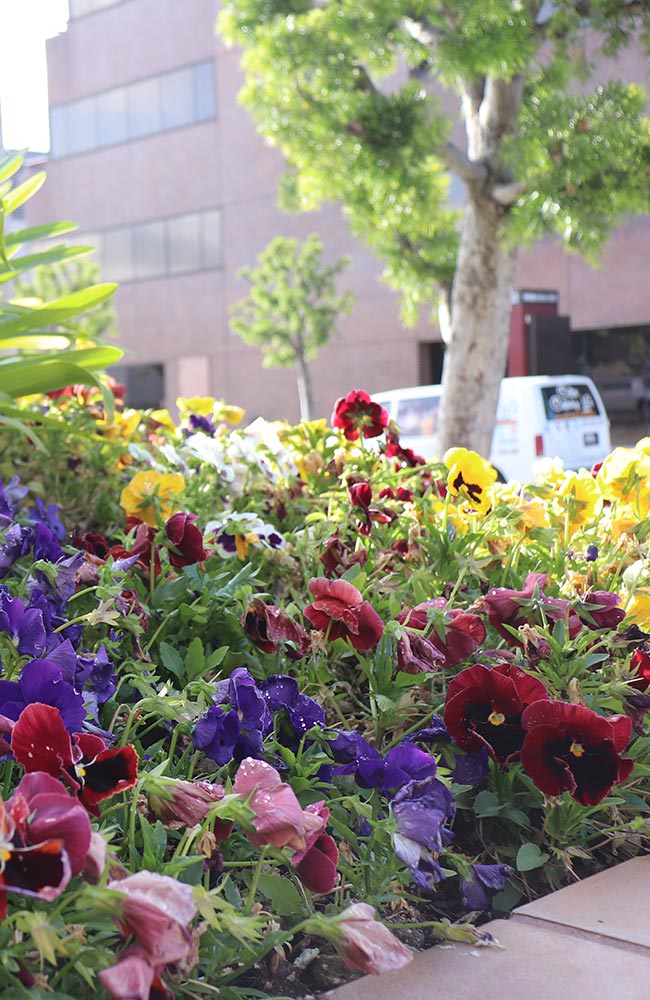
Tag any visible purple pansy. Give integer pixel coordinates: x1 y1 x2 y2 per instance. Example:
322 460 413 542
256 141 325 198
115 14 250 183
461 863 512 910
194 668 272 764
0 658 85 732
0 592 46 657
193 705 241 765
0 476 28 518
392 776 456 892
28 498 67 541
32 522 65 563
0 519 32 577
328 730 385 788
188 414 216 436
402 716 490 789
259 674 325 743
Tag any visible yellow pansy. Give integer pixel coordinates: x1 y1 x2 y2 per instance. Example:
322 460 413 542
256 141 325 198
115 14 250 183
176 396 216 417
443 447 497 515
554 470 602 534
120 470 185 526
605 504 641 541
625 589 650 629
214 403 246 425
150 408 177 433
96 408 141 442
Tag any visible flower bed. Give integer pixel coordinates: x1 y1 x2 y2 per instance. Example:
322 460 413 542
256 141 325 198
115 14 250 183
0 385 649 999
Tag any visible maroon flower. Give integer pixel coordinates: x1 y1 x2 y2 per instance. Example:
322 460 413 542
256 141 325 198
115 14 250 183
331 390 389 441
241 598 310 659
303 577 385 651
291 802 339 894
630 649 650 691
109 519 161 577
164 512 208 568
384 429 425 467
12 703 139 816
320 532 368 577
73 531 112 559
521 701 633 805
347 480 396 536
477 573 582 645
444 662 550 764
577 591 626 630
397 599 486 672
0 771 92 919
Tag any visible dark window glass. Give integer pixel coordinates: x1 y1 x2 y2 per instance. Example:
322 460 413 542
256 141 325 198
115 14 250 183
541 384 601 420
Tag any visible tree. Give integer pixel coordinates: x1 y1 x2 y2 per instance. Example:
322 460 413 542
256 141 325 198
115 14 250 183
230 233 355 420
13 257 118 344
219 1 650 456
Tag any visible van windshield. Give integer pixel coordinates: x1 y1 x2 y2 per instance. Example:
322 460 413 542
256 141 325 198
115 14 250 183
395 395 441 435
541 384 601 420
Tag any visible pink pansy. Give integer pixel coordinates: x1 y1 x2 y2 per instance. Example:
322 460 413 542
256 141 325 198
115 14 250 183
99 946 173 1000
334 902 413 974
233 757 325 853
303 577 385 651
107 871 197 967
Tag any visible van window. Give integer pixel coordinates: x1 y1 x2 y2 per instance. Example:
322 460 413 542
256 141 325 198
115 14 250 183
395 395 441 435
541 383 601 420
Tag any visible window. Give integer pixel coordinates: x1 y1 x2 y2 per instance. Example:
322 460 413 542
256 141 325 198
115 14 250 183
50 61 216 159
133 221 165 280
111 364 165 409
396 395 441 436
541 384 601 421
84 209 222 283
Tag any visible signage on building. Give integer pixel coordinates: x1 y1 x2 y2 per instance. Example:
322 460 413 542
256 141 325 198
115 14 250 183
511 289 559 305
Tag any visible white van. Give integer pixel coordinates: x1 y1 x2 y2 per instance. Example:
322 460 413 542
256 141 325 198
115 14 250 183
372 375 611 482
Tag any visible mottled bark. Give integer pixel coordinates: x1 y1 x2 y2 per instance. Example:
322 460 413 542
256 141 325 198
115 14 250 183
294 340 314 421
437 74 524 457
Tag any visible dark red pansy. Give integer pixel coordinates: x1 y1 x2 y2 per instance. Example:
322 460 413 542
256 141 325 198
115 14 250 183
164 512 208 568
303 577 384 652
444 662 550 764
109 518 161 576
320 532 368 578
295 833 339 894
397 599 486 671
12 703 139 817
241 598 310 659
477 573 582 645
331 390 389 441
384 429 425 467
520 701 633 806
630 649 650 691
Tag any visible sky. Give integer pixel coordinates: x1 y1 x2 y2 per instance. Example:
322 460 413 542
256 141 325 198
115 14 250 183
0 0 70 151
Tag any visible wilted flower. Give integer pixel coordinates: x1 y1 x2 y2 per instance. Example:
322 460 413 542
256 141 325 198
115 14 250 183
331 902 413 974
107 871 197 966
303 577 384 651
461 862 513 910
391 775 456 892
291 802 339 894
233 757 325 853
331 389 389 441
147 776 226 829
396 599 486 672
521 701 633 805
241 598 310 659
164 512 208 567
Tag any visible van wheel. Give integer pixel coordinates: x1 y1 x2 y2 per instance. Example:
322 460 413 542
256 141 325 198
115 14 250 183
493 467 507 483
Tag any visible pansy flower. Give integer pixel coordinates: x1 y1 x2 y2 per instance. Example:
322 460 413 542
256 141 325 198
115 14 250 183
329 903 413 975
461 862 513 911
396 599 486 673
241 598 310 659
233 757 325 853
444 447 497 514
0 658 85 732
331 389 390 441
194 667 272 765
391 775 456 892
291 801 339 894
164 512 208 568
119 470 185 527
303 577 384 651
320 531 368 577
12 703 139 816
0 592 46 657
520 701 633 806
0 771 92 919
206 512 285 560
444 661 550 764
259 674 325 749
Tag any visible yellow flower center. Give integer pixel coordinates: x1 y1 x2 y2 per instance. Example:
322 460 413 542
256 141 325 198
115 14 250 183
570 741 585 758
488 711 505 726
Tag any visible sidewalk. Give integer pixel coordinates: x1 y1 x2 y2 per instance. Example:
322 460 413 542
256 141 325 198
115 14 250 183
325 856 650 1000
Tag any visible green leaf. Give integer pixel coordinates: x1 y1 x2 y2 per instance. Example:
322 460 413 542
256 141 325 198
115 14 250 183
0 150 24 184
159 641 186 680
1 170 46 215
474 790 503 818
257 872 304 916
516 842 550 872
4 219 78 247
206 645 229 670
0 283 117 339
185 636 206 681
0 244 93 283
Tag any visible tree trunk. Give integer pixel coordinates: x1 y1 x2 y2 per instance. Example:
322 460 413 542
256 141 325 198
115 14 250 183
437 195 517 457
437 74 524 458
294 341 314 421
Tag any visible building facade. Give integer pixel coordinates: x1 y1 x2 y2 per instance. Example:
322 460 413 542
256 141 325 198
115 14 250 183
25 0 650 424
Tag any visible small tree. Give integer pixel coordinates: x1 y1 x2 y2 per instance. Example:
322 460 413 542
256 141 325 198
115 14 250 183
230 234 355 420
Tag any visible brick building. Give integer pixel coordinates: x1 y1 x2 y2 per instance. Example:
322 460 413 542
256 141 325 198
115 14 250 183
25 0 650 423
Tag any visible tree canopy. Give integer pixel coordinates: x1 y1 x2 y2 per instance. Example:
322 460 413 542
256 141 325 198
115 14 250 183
220 1 650 455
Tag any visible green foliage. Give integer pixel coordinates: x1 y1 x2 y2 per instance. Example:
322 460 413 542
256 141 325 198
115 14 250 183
0 152 121 413
230 233 354 368
14 257 118 344
220 0 650 320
